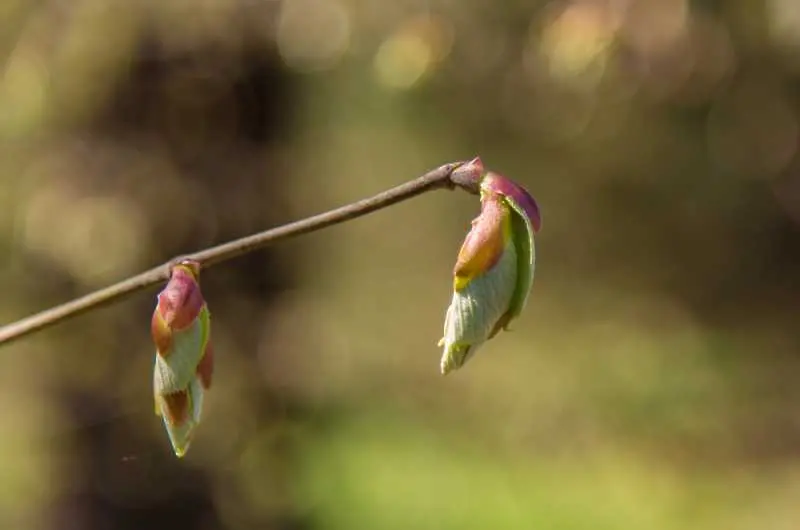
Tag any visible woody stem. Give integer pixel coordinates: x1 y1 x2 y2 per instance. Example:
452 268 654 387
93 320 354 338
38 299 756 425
0 160 477 347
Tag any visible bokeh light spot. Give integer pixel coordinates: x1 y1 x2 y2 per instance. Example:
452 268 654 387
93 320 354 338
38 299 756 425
0 41 49 138
277 0 351 73
22 185 148 286
374 16 453 91
536 3 617 90
767 0 800 49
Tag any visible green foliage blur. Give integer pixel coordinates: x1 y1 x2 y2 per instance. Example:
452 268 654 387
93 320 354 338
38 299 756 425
1 0 800 529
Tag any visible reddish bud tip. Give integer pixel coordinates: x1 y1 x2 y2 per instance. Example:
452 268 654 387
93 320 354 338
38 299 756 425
156 266 204 332
481 172 542 233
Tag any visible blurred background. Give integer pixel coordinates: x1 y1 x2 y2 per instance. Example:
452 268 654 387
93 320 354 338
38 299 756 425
1 0 800 528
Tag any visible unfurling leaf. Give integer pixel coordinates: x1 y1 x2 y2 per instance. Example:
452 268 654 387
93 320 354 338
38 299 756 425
151 259 213 457
439 159 541 374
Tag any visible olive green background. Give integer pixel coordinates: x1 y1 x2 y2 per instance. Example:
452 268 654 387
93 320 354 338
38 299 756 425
1 1 800 529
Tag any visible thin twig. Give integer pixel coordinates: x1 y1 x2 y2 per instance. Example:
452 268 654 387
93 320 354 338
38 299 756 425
0 160 478 347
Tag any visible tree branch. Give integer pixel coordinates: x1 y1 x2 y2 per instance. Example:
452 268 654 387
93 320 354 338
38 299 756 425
0 160 480 347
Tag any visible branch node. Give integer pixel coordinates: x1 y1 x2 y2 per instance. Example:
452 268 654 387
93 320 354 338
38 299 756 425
449 156 484 195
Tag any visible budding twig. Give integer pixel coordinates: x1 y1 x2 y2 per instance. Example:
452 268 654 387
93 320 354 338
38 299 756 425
0 160 480 347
